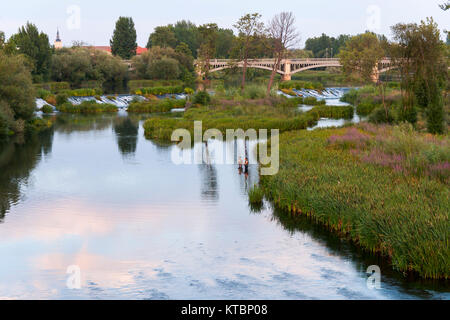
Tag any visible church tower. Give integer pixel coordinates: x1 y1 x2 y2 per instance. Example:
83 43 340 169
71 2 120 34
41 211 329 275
54 29 62 49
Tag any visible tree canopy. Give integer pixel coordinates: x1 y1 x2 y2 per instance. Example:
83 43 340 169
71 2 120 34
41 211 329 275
110 17 138 59
305 33 350 58
8 23 52 82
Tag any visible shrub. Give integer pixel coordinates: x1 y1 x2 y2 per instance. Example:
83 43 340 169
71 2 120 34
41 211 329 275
193 91 211 106
56 93 68 106
312 106 354 119
129 80 183 91
36 88 52 100
34 82 71 93
56 101 117 113
369 107 396 124
356 101 378 116
127 99 186 113
279 80 324 91
45 95 57 106
133 85 184 96
41 105 54 114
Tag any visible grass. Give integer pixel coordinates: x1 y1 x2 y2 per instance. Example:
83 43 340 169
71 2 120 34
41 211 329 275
248 185 264 211
260 125 449 279
310 106 354 119
143 104 321 141
127 99 186 113
56 101 117 114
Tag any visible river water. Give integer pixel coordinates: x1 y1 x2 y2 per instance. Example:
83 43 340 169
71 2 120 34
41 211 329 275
0 114 448 300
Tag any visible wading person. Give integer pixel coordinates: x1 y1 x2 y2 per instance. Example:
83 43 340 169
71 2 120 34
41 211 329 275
238 157 243 170
244 157 249 174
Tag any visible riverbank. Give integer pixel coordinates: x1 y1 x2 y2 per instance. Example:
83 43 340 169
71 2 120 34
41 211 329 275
259 124 449 279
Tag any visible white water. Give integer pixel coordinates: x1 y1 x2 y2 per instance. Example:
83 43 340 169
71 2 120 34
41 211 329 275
36 94 188 111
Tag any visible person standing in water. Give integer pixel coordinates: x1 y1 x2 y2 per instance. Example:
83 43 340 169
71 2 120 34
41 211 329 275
244 157 249 174
238 157 243 170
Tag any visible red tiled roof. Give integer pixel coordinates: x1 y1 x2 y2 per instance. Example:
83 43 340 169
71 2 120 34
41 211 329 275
136 46 148 55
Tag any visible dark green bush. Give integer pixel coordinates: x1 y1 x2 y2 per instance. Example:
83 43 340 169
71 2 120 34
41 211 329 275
56 93 68 106
127 99 186 113
41 105 54 114
193 91 211 106
369 107 396 124
56 101 117 113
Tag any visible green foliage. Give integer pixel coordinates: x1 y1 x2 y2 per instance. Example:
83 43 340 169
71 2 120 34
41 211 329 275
51 47 128 92
110 17 137 59
129 80 183 91
147 26 177 49
305 33 350 58
369 107 396 124
56 101 117 113
34 82 71 93
148 57 180 80
133 86 184 95
391 18 447 134
356 101 378 116
56 93 68 106
339 32 384 82
279 80 324 91
193 91 211 105
8 22 52 81
131 46 194 81
143 104 321 141
0 51 35 123
248 185 264 210
68 88 103 97
127 98 186 113
41 105 53 114
311 106 354 119
260 127 449 279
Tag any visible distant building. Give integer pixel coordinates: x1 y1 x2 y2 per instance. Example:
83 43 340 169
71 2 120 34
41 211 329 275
82 46 148 57
54 29 63 49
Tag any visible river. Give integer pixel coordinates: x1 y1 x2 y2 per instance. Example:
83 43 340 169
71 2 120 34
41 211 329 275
0 113 448 299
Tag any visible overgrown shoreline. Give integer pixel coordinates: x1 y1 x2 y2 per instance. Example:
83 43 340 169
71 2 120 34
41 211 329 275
259 125 449 279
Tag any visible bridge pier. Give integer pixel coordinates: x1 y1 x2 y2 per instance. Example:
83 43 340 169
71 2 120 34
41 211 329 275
281 60 292 81
281 73 292 81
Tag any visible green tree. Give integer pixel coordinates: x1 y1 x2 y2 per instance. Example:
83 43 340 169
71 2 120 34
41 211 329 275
0 31 5 49
110 17 137 59
51 47 128 91
9 22 52 82
147 26 177 49
173 21 200 58
233 13 265 90
197 23 219 83
131 46 193 80
392 19 447 134
216 28 235 58
148 57 180 80
305 34 350 58
0 50 35 133
339 32 384 82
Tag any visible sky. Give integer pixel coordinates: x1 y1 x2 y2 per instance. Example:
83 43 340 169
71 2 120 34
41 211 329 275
0 0 448 48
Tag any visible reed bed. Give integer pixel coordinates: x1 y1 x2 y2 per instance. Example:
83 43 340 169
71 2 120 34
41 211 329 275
260 126 449 279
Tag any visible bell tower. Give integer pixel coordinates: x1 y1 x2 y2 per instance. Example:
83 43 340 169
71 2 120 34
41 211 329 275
54 29 62 49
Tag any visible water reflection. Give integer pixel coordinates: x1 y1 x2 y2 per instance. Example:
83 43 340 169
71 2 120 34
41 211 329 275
0 114 448 299
113 117 139 157
0 130 53 223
